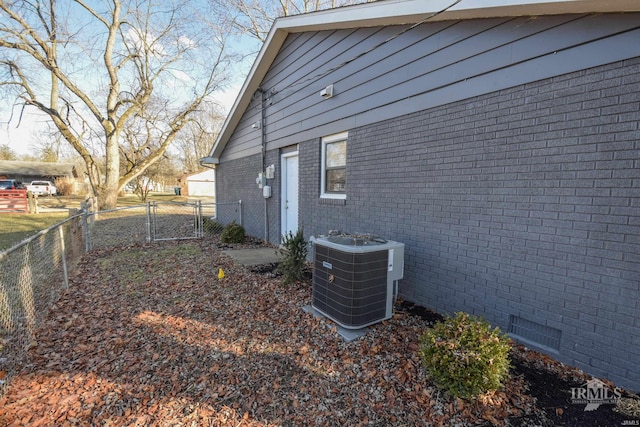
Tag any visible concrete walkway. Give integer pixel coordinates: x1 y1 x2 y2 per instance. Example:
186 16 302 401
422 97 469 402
222 247 285 266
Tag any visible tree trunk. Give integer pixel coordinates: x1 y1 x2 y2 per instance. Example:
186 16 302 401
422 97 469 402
1 0 228 207
97 187 119 210
100 132 121 210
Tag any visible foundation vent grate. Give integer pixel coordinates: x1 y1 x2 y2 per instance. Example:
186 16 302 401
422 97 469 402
508 315 561 351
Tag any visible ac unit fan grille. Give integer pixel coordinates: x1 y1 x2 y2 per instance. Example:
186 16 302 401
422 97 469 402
312 244 389 329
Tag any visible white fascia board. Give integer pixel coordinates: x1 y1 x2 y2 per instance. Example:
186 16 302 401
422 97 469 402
281 0 640 32
209 0 640 160
442 0 640 21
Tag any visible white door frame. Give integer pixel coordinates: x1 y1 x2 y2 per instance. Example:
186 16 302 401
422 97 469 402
281 150 299 239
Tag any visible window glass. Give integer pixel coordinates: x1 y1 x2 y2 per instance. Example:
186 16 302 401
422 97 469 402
321 132 347 199
326 141 346 168
326 169 346 193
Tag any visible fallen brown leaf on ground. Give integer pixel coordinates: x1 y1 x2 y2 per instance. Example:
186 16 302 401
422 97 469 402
0 238 637 426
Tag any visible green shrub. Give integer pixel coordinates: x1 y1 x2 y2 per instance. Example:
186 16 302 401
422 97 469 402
203 217 224 234
220 222 245 243
419 312 512 399
277 228 308 285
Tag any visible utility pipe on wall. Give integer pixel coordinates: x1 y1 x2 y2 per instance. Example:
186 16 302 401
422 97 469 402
257 87 269 242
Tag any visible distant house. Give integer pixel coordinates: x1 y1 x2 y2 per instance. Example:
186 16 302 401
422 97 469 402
0 160 77 183
206 0 640 391
184 169 216 198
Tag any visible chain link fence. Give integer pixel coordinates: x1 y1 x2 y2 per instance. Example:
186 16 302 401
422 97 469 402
151 201 203 241
0 214 84 394
0 199 242 395
84 205 150 250
213 200 243 227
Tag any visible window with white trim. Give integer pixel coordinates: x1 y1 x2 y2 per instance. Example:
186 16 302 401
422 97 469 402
321 132 347 199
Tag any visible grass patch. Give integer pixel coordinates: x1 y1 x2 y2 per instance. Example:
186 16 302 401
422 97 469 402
0 192 194 251
36 193 190 209
0 213 70 251
117 193 189 206
36 195 85 210
98 243 201 282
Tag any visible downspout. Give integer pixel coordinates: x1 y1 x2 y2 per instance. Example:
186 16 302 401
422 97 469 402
258 88 269 242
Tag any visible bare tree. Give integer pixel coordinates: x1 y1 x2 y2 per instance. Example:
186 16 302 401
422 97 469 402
214 0 374 42
0 0 233 208
119 99 181 200
174 102 225 173
30 129 67 162
127 155 178 202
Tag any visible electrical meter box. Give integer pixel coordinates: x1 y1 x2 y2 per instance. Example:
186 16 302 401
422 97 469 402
265 165 275 179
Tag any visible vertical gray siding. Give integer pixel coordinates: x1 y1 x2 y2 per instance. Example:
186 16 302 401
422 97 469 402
295 57 640 391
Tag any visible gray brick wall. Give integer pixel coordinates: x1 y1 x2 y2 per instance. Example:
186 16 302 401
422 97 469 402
295 58 640 391
216 150 284 245
299 138 351 235
215 153 267 241
219 58 639 390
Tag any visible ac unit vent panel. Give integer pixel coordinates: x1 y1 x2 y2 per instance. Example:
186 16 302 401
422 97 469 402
311 234 404 329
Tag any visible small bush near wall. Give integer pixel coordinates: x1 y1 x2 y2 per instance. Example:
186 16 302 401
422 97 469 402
221 222 245 243
419 312 512 399
277 229 308 285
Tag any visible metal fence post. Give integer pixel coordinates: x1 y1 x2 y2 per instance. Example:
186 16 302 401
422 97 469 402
58 226 69 289
0 200 213 399
146 202 152 243
82 208 90 252
197 200 203 237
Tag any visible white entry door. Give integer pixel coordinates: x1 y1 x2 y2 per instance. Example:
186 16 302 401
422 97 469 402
281 152 299 239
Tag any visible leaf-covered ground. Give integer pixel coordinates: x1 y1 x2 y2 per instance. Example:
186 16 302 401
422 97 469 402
0 238 637 426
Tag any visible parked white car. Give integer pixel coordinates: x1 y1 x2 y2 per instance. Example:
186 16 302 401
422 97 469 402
27 180 57 196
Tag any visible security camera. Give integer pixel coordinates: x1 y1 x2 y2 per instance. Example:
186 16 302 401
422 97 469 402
320 84 333 99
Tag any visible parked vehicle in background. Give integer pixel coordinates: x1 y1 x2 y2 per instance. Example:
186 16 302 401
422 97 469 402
27 180 57 196
0 179 25 190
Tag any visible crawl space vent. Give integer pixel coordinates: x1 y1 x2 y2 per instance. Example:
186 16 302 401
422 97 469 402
509 315 562 351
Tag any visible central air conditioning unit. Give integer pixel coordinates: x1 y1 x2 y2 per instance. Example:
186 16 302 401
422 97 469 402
310 232 404 329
